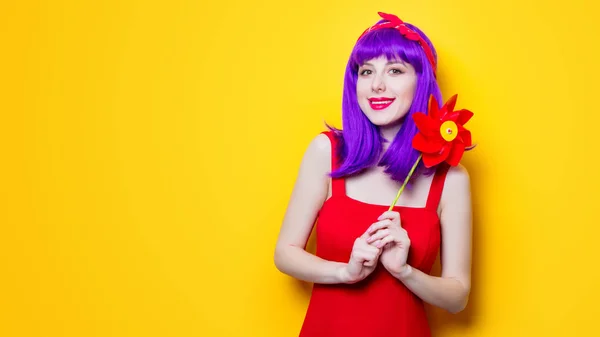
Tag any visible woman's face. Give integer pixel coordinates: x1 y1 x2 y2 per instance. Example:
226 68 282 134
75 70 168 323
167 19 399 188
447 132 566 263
356 56 418 128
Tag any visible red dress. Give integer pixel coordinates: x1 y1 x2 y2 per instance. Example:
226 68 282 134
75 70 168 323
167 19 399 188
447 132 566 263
298 131 449 337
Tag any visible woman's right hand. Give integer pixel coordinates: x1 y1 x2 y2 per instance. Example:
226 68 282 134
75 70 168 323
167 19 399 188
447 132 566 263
340 231 382 284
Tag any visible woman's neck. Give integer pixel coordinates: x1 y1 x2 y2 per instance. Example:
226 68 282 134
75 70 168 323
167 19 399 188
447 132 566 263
380 122 403 150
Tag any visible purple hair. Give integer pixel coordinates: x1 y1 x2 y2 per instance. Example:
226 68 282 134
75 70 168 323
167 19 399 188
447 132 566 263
328 22 442 186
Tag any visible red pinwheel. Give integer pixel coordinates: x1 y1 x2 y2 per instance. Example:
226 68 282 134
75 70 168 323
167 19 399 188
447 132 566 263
412 94 474 168
388 94 474 210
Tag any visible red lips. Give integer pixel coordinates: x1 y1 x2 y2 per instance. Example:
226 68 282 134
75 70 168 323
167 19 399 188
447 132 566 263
368 97 395 110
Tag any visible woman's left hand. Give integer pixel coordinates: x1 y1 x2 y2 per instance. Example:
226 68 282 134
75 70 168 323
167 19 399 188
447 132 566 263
366 211 410 276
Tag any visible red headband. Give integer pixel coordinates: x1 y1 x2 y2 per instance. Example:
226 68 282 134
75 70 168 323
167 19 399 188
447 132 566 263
358 12 437 75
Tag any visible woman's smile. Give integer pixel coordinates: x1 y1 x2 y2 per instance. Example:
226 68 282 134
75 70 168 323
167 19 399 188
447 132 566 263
368 97 396 110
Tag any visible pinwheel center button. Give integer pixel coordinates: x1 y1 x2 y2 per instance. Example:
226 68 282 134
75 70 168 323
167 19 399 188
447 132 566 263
440 121 458 142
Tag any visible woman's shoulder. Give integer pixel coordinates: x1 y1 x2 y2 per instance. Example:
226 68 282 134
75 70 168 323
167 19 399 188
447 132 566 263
440 164 471 207
298 132 334 169
308 129 342 155
311 132 333 153
445 164 470 186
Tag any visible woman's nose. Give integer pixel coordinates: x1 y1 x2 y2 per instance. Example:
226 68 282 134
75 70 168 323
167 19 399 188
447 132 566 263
371 75 385 93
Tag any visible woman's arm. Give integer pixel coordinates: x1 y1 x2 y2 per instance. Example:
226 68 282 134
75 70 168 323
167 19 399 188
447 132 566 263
393 165 473 313
273 134 348 284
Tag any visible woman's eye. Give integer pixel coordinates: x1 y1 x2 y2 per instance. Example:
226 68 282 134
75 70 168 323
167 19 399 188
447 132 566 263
390 68 404 74
359 69 372 76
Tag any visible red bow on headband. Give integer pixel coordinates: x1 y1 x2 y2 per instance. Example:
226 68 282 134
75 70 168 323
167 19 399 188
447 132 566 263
358 12 437 75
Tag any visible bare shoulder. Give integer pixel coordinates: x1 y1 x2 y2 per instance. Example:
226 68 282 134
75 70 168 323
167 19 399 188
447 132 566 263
440 164 471 209
301 133 332 172
307 133 332 158
446 164 471 189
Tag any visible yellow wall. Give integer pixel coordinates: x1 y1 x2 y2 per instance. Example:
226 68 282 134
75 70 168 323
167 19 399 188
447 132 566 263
2 0 599 336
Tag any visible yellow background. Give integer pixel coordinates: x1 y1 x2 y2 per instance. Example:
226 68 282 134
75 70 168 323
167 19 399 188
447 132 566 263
1 0 599 336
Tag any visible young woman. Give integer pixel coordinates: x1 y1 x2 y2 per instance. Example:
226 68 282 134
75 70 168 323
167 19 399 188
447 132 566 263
274 12 473 337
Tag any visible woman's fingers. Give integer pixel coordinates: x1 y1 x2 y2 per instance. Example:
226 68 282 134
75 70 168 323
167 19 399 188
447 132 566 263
363 259 376 267
377 211 400 221
371 234 396 248
357 240 380 264
377 235 396 247
366 219 393 235
353 240 378 259
366 229 390 244
354 250 378 265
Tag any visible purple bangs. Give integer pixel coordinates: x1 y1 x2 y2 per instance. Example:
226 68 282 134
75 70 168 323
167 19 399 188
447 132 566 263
328 23 443 187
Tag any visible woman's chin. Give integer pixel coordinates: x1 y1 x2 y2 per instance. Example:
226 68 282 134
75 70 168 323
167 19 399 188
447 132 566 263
368 117 404 128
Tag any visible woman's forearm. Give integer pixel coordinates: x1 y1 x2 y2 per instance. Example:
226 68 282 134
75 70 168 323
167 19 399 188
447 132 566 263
274 245 348 284
393 265 470 314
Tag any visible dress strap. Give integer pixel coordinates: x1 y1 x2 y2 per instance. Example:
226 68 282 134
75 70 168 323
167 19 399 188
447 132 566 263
321 131 346 197
425 163 450 211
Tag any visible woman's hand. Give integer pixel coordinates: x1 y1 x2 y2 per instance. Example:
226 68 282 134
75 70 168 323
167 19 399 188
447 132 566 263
366 211 410 276
340 230 382 284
